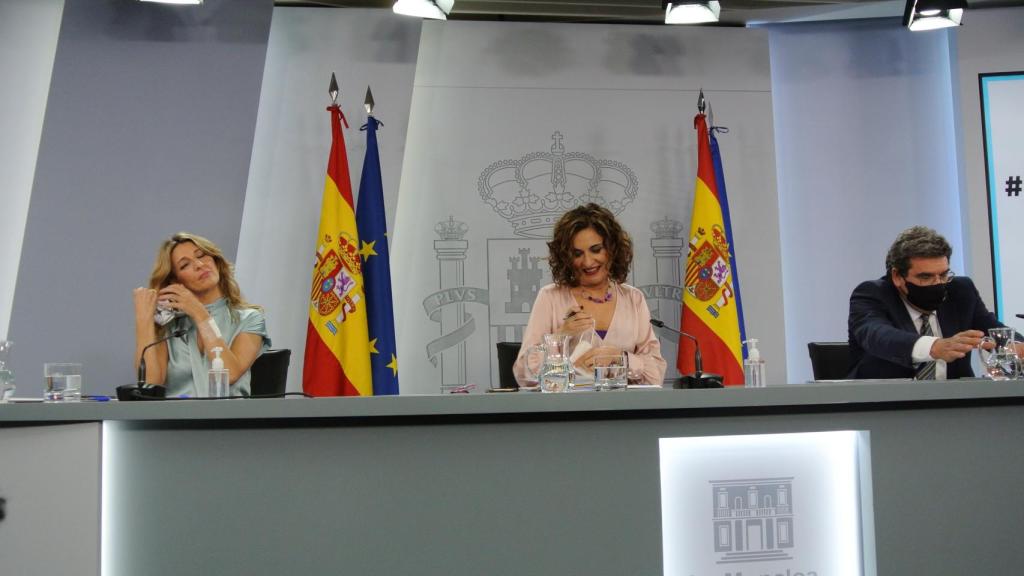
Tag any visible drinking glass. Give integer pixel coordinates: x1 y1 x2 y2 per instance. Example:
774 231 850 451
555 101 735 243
593 353 628 391
44 362 83 402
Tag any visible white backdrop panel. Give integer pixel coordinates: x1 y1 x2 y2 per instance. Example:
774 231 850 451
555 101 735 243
981 74 1024 322
0 0 64 339
236 7 421 391
394 21 784 394
955 8 1024 335
769 20 965 383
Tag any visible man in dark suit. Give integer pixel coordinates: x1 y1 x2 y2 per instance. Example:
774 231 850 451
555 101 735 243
848 226 1021 379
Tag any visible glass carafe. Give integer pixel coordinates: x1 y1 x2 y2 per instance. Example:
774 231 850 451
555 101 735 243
523 333 572 393
978 327 1020 380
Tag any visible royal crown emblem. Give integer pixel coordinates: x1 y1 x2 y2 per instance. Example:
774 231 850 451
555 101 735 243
651 216 685 239
435 216 469 240
478 131 638 238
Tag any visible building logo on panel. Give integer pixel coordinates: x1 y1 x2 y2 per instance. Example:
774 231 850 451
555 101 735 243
712 477 794 565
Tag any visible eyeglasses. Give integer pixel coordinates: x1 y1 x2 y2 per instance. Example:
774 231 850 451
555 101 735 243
905 270 955 285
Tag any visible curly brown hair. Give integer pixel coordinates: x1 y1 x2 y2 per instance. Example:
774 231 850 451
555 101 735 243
885 226 952 276
547 203 633 286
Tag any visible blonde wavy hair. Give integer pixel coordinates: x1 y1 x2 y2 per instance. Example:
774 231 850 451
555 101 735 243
148 232 259 312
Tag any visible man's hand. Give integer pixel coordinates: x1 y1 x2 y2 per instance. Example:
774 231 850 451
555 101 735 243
929 330 985 362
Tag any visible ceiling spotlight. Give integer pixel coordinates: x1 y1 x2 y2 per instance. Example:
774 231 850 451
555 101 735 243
138 0 203 4
393 0 453 20
903 0 966 31
664 0 720 24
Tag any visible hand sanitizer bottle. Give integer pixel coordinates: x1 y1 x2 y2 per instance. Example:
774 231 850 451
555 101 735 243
743 339 766 388
208 347 229 397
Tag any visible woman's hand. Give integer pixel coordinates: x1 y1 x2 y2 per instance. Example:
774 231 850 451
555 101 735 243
574 345 625 371
158 284 209 322
133 287 158 325
558 306 595 336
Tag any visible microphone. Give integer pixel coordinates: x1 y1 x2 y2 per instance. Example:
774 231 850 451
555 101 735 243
650 318 723 389
116 328 187 401
137 328 187 386
1017 314 1024 319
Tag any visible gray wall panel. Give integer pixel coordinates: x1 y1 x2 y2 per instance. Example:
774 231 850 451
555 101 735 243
9 0 273 396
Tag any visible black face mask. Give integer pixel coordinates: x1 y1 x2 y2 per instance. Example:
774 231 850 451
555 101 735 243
903 280 948 311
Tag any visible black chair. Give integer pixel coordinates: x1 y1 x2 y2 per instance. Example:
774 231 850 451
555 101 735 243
495 342 522 389
806 342 851 381
250 348 291 397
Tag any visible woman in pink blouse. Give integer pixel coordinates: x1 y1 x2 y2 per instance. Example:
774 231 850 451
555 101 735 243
513 203 667 385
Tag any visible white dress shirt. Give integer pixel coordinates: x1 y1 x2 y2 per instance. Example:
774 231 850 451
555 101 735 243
904 301 946 380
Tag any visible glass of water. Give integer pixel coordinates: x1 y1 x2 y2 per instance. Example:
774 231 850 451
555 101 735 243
593 353 628 391
44 362 82 402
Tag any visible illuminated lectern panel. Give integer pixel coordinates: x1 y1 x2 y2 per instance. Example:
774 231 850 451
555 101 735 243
660 431 876 576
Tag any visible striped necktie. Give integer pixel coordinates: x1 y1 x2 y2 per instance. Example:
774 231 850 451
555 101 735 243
916 313 936 380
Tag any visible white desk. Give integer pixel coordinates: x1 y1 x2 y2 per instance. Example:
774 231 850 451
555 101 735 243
3 380 1024 575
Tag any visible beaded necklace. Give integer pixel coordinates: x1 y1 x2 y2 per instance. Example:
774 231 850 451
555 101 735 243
578 283 613 304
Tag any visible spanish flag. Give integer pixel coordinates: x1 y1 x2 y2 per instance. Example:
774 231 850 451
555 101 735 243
678 112 744 386
302 103 372 396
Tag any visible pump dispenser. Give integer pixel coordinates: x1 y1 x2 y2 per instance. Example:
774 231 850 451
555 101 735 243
208 347 229 397
742 339 766 388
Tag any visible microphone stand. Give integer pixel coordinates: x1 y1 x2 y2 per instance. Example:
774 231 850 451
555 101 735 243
116 328 187 401
650 319 723 389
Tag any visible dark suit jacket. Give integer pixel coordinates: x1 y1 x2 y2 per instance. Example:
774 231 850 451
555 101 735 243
847 276 1005 379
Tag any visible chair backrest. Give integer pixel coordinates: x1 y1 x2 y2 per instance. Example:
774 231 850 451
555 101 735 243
495 342 522 389
806 342 851 381
250 348 291 397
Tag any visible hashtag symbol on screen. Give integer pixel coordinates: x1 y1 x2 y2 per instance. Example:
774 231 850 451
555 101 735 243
1007 175 1023 197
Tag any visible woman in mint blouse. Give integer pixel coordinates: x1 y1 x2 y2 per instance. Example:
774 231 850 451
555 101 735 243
132 233 270 397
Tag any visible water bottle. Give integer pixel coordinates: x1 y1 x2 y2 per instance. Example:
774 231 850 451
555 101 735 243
207 347 230 397
0 341 14 402
743 338 766 388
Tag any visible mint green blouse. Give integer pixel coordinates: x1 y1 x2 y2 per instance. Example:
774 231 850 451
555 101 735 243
164 299 270 397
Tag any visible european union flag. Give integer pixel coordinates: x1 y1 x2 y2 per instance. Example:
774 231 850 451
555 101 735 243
709 128 746 349
355 115 399 395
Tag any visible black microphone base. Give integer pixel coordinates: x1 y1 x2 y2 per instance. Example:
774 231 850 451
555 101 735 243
116 384 167 401
673 373 724 389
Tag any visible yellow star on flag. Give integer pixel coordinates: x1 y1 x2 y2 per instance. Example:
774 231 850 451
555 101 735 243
359 240 377 260
386 354 398 377
368 338 379 355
